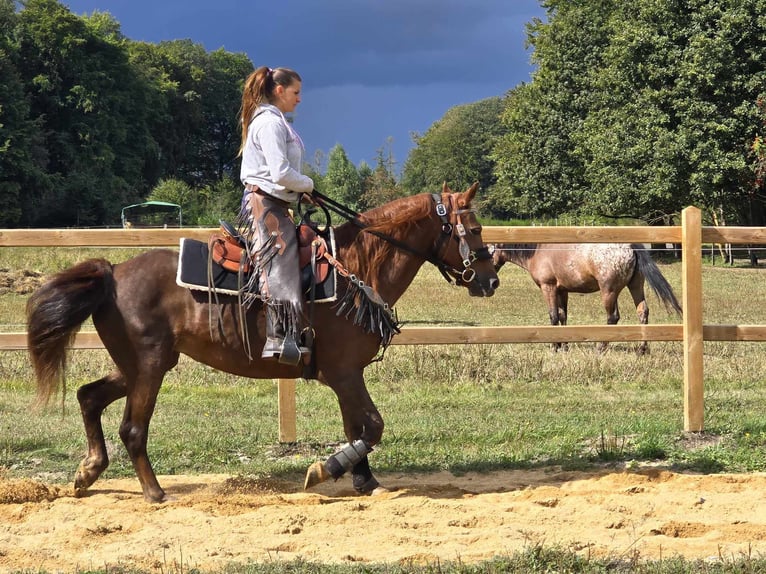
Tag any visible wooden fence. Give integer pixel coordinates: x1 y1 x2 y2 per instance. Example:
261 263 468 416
2 206 765 440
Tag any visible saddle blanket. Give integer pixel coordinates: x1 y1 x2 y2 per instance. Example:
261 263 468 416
176 237 337 303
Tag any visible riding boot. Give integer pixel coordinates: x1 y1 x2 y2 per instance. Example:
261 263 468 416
262 304 309 366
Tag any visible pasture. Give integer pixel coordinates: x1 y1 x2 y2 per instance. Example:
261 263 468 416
1 245 766 572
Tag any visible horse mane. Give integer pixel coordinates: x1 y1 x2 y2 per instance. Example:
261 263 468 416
498 243 539 262
333 194 434 285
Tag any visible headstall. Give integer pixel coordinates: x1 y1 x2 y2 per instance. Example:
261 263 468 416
430 193 491 285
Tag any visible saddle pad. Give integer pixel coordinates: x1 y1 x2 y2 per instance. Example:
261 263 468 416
176 237 338 303
177 237 241 296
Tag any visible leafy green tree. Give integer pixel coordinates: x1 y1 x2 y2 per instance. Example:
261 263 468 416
575 1 766 223
131 40 251 189
491 1 611 220
15 0 151 225
122 40 250 216
359 140 402 210
0 0 42 226
493 0 766 225
147 178 197 223
323 144 362 210
195 176 242 226
402 97 506 197
200 49 252 182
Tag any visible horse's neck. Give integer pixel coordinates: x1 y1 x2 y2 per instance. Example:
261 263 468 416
357 239 430 306
503 243 537 270
334 213 437 306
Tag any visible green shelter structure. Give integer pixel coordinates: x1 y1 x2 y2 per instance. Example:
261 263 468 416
121 201 182 229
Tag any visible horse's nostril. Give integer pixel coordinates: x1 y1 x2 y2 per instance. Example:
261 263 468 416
490 277 500 290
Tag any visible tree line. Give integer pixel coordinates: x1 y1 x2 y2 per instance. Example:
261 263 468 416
1 0 764 228
406 0 766 227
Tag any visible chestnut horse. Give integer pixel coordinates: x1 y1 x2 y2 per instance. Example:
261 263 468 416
490 243 681 354
26 183 498 503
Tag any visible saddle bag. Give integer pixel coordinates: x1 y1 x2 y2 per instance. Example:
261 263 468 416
208 221 331 280
209 232 251 274
297 224 331 285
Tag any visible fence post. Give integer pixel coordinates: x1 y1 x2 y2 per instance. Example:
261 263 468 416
682 206 704 432
277 378 297 442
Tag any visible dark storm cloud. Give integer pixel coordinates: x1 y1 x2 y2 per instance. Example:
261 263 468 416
250 0 540 88
63 0 544 166
66 0 540 90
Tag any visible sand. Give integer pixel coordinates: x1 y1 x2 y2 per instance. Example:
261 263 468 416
2 466 766 572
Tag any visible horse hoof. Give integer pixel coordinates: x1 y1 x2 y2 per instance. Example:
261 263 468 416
370 485 391 496
74 468 96 494
304 461 331 490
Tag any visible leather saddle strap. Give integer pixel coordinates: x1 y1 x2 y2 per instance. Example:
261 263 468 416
301 240 320 378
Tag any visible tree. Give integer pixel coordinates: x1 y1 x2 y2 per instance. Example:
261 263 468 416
492 0 611 220
323 144 362 211
147 178 197 222
359 140 402 210
123 39 252 193
195 176 242 226
0 0 42 226
14 0 151 225
574 1 766 223
199 49 252 182
493 0 766 224
402 97 506 198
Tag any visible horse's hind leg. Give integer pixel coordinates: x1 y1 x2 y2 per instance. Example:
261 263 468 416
628 275 650 355
75 371 127 496
118 367 172 503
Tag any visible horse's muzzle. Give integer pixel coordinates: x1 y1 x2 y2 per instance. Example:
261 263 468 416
465 275 499 297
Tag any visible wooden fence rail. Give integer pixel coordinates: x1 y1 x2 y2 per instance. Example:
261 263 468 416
2 206 765 439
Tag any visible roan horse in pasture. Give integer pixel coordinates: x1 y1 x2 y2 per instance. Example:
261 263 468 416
490 243 682 354
26 183 498 503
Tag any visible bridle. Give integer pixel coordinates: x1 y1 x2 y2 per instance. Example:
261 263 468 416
429 193 492 285
302 190 492 286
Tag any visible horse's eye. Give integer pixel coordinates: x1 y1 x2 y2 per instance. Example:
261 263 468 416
471 226 482 235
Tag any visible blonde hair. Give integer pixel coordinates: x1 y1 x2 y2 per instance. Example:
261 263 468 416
238 66 302 156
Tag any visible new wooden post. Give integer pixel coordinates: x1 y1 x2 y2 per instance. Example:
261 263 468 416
682 207 704 431
277 378 297 442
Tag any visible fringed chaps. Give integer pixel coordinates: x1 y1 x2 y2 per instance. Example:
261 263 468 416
237 189 305 346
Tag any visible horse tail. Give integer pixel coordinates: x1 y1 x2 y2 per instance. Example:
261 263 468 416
632 244 682 316
26 258 115 406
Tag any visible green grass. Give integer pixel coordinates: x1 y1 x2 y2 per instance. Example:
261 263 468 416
1 247 766 573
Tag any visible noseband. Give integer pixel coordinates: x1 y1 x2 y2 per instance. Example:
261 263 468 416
430 193 492 285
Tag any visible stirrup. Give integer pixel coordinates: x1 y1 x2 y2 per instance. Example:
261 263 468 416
262 337 310 366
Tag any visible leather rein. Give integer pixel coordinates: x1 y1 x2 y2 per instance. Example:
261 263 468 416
303 190 491 286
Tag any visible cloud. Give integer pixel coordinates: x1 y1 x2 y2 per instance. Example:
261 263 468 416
63 0 543 168
248 0 538 88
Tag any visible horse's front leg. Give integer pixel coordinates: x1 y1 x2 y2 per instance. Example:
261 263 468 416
599 291 621 353
74 371 127 496
556 290 570 352
541 285 564 351
304 372 384 494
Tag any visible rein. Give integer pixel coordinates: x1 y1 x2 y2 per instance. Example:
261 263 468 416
306 190 490 285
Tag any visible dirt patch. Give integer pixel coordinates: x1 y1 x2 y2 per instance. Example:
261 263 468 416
2 467 766 571
0 268 45 296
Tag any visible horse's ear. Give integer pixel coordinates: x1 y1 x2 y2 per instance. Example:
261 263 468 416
458 182 479 207
442 181 451 194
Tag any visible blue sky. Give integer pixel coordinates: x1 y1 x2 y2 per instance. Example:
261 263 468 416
62 0 545 173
